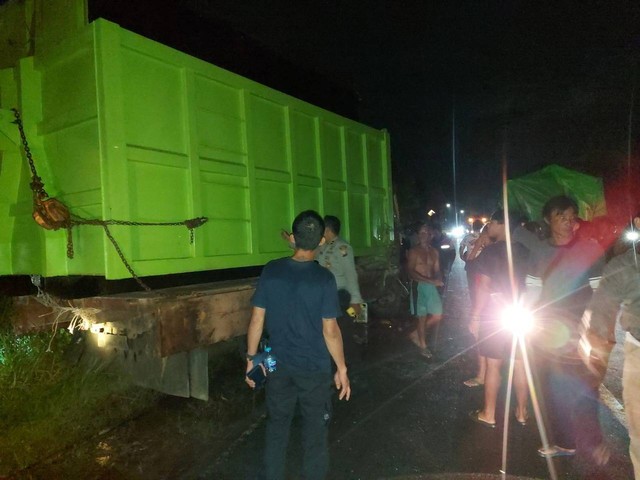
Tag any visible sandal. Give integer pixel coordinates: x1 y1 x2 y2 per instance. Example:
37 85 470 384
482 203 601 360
463 377 484 388
468 409 496 429
537 445 576 458
419 348 433 359
514 410 529 426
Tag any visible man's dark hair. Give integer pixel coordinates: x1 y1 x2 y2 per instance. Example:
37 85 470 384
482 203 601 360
292 210 325 250
490 209 520 233
542 195 579 220
472 220 483 232
324 215 341 235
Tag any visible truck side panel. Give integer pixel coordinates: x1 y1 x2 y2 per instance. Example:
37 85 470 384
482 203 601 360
1 18 393 279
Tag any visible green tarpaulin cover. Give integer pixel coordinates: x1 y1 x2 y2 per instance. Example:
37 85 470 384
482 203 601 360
506 165 606 221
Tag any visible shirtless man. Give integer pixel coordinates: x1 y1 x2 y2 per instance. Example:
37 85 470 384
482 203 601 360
407 224 444 358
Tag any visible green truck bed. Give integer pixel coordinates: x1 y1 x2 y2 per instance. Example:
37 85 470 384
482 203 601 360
0 14 392 280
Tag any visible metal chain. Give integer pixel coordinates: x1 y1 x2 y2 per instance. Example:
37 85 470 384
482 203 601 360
70 215 207 231
66 226 74 258
11 108 208 292
101 224 151 291
12 108 48 198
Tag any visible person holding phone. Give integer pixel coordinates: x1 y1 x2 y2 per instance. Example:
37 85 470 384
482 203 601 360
245 210 351 480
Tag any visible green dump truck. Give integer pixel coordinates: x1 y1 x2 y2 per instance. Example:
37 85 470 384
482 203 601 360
0 1 393 399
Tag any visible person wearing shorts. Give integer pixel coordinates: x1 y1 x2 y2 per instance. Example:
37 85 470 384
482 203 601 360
406 223 444 359
468 210 529 429
410 282 443 317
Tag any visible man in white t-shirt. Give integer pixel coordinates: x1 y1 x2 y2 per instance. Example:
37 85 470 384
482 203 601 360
459 220 484 265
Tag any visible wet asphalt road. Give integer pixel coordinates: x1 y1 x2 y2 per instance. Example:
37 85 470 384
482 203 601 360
206 259 634 480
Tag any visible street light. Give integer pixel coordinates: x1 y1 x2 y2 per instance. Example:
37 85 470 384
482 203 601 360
446 203 451 208
460 209 465 214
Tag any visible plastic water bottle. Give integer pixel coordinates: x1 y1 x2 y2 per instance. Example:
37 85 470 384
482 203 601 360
264 347 277 373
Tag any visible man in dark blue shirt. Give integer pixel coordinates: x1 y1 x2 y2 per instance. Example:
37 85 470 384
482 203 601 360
245 210 351 480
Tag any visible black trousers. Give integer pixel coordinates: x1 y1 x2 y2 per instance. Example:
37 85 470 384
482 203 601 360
337 289 361 364
537 356 602 452
264 368 333 480
533 309 603 453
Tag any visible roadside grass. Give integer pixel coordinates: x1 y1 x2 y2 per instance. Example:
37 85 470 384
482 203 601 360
0 296 261 476
0 296 157 475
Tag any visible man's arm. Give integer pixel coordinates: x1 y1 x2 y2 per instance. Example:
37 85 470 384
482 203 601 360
431 248 444 285
245 306 266 389
406 248 420 281
459 236 469 260
580 259 625 381
467 232 491 262
323 318 351 401
469 273 491 339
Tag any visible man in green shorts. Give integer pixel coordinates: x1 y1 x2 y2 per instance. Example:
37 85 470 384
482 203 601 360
407 223 444 358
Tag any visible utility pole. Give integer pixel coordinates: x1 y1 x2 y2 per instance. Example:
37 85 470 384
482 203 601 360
452 99 458 228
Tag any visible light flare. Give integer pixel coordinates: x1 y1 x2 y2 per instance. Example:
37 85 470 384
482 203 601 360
625 230 639 242
449 226 465 238
500 303 534 336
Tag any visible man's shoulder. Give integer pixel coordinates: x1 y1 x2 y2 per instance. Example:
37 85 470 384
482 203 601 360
572 237 604 256
265 257 333 277
260 257 288 277
462 233 478 243
264 257 288 269
335 237 353 257
604 248 636 274
335 237 352 248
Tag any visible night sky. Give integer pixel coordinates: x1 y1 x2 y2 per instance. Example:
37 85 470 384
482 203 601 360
188 1 640 220
103 1 640 221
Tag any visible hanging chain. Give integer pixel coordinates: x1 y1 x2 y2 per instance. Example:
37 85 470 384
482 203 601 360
101 224 151 291
11 108 208 292
12 108 48 198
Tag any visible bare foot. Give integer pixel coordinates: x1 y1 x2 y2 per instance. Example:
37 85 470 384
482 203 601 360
409 330 421 348
463 377 484 388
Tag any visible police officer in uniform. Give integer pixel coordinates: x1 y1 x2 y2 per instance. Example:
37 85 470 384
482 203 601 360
281 215 363 312
316 215 365 356
316 215 363 314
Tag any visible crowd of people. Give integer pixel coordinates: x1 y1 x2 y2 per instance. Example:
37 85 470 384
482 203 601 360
243 196 639 480
458 195 639 477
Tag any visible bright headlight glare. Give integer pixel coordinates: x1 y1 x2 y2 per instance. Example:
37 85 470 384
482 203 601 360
501 304 534 335
449 226 465 238
626 230 639 242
